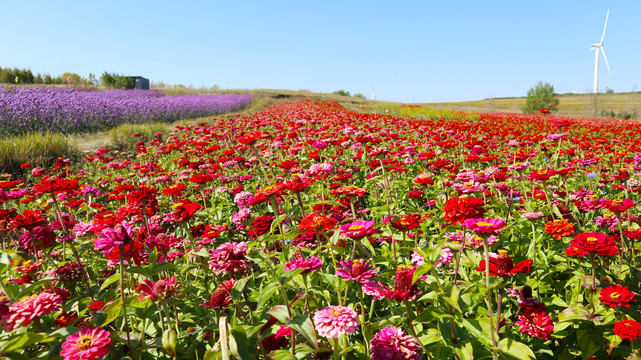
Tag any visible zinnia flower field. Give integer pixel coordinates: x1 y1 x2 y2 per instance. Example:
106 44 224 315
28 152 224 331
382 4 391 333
0 87 252 136
1 98 641 359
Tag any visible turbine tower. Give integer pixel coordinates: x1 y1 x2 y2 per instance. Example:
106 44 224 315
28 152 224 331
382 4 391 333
590 9 611 93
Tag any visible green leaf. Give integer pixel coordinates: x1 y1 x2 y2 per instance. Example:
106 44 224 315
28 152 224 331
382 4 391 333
230 277 249 301
498 338 536 360
286 314 319 350
280 268 305 285
258 282 279 309
228 326 260 359
267 305 290 323
460 318 492 347
412 263 432 285
269 350 298 360
18 277 55 298
95 299 123 327
0 332 57 353
577 328 603 359
99 272 121 292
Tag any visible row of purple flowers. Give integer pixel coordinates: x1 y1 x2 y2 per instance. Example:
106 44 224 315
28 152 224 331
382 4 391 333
0 87 252 135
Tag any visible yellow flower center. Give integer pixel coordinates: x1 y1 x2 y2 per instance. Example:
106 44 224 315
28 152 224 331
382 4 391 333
497 250 508 255
464 182 473 186
586 237 598 242
610 292 620 299
613 199 623 203
349 225 364 231
172 203 184 209
476 222 493 227
76 335 93 350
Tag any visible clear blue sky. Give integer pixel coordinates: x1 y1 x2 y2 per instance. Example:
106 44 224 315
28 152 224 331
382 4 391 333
3 1 640 103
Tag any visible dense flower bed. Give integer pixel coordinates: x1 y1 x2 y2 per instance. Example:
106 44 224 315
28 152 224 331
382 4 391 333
0 87 252 135
0 99 640 359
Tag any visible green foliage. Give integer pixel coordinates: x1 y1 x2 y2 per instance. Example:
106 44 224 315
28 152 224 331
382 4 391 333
353 92 366 99
522 81 560 114
0 132 80 175
332 89 351 97
100 72 135 89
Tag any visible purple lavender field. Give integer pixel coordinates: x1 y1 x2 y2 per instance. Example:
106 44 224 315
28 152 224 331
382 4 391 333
0 87 252 136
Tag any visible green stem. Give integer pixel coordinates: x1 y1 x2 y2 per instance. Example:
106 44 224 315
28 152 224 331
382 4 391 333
119 250 133 355
482 237 498 360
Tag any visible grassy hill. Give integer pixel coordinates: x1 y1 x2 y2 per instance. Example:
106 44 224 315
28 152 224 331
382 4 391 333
422 92 641 119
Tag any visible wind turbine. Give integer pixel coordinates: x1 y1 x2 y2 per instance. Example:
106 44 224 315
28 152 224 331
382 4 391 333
590 9 611 93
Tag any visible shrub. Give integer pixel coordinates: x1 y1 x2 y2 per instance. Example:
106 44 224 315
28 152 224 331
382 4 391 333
522 81 560 114
332 89 351 97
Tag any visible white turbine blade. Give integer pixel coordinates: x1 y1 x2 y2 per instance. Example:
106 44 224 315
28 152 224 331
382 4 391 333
601 46 611 75
590 46 596 51
601 9 609 43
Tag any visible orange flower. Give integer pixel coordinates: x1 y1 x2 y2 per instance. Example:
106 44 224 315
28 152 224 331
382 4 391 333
544 219 575 240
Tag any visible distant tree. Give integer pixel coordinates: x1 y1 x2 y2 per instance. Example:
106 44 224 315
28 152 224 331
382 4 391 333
353 93 366 99
605 87 614 94
522 81 560 114
332 89 351 97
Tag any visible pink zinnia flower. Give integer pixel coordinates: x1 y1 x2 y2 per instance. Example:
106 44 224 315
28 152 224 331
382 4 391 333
462 218 506 235
362 281 385 301
60 326 113 360
313 305 359 338
283 256 322 274
411 248 454 268
515 309 554 340
93 221 134 256
309 162 334 175
336 258 378 283
209 241 251 276
1 292 62 331
521 212 544 220
370 326 422 360
135 276 180 303
339 220 378 240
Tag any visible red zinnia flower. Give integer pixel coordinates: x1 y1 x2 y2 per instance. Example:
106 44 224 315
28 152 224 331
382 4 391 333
476 250 532 277
601 198 635 213
515 309 554 340
171 199 201 222
566 232 619 257
390 213 422 232
299 214 336 235
203 280 236 309
599 285 636 308
162 183 186 197
614 319 641 340
9 210 47 231
238 131 262 145
529 169 556 182
443 197 485 225
248 215 275 239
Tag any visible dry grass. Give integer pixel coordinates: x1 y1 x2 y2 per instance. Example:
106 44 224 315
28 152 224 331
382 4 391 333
0 132 81 175
424 92 641 119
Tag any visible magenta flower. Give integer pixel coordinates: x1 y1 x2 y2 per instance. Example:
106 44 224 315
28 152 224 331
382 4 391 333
209 242 251 276
283 256 322 274
1 292 62 331
313 305 359 338
339 220 378 240
336 258 378 283
515 309 554 340
135 276 180 302
462 217 506 234
370 326 422 360
60 326 113 360
93 221 134 256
